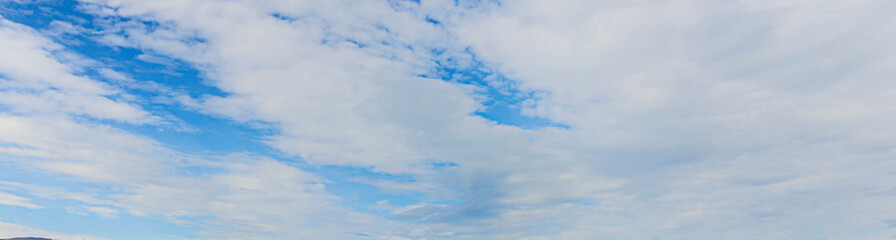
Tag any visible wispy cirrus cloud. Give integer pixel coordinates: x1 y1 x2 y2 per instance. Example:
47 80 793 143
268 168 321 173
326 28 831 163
0 191 41 209
2 0 896 239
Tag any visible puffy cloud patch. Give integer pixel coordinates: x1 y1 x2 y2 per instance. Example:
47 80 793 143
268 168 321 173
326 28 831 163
2 0 896 239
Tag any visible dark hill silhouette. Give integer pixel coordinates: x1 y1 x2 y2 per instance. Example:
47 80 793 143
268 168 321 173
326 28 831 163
1 238 54 240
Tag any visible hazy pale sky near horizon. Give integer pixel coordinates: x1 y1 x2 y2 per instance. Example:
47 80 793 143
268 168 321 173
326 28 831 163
1 0 896 239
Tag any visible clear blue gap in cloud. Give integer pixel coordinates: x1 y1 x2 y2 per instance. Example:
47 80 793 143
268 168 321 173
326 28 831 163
422 48 567 130
305 0 559 130
454 0 504 9
1 0 222 98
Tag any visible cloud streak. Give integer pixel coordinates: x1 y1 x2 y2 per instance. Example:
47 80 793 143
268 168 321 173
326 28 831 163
1 0 896 239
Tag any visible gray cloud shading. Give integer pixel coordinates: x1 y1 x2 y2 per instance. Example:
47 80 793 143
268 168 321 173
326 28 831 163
1 0 896 239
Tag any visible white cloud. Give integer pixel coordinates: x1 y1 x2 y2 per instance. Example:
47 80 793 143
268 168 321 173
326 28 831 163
3 0 896 239
68 1 636 238
0 18 159 124
81 0 489 174
451 0 896 238
65 205 119 219
71 206 120 219
0 191 41 209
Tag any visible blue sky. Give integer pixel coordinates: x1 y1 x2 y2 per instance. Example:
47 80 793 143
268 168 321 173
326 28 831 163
1 0 896 239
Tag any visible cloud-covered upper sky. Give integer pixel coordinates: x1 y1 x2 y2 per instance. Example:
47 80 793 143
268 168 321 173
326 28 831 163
1 0 896 239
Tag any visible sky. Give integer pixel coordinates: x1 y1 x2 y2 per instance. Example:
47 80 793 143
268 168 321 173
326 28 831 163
0 0 896 239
